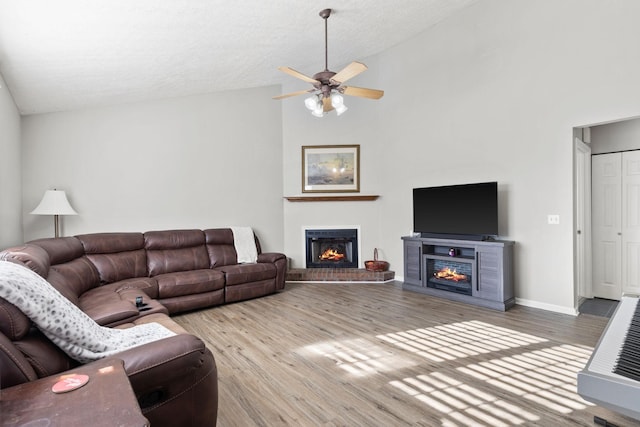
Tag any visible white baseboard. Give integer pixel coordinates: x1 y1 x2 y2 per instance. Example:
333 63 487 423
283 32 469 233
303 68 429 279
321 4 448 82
515 298 578 316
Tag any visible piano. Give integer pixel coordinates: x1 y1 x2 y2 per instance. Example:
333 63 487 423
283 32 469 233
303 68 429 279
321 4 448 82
578 294 640 421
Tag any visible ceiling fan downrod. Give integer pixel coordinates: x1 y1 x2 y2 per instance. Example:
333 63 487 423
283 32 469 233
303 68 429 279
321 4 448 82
312 8 337 94
320 9 331 72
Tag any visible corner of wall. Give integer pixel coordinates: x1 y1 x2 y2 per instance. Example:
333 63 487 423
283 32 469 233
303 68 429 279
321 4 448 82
0 72 23 247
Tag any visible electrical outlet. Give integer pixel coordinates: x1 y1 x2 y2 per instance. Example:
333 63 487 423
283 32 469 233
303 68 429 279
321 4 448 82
548 214 560 225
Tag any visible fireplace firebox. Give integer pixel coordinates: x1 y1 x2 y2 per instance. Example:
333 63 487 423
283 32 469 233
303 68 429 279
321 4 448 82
305 228 358 268
425 258 474 295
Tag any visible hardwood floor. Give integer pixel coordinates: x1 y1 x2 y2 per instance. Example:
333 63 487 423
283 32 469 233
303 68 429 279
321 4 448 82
173 282 640 426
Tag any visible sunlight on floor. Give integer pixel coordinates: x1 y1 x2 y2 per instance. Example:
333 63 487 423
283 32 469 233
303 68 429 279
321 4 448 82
390 371 540 426
458 344 594 414
301 337 417 376
382 321 595 426
376 320 548 363
302 319 598 426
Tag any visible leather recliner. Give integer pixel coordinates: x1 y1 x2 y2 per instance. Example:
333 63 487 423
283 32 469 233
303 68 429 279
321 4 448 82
0 293 218 426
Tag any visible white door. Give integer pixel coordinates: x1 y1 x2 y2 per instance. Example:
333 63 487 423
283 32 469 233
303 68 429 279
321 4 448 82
592 153 622 299
622 151 640 294
575 138 592 301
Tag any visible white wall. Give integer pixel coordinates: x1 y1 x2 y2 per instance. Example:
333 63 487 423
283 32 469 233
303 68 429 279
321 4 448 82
0 72 22 247
283 0 640 313
15 0 640 313
21 85 285 252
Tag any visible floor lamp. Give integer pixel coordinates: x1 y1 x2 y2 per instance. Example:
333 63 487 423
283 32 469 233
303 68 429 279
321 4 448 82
30 190 78 238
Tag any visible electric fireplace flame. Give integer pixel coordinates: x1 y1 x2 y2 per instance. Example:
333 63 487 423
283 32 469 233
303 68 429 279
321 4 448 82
434 267 468 282
319 248 346 261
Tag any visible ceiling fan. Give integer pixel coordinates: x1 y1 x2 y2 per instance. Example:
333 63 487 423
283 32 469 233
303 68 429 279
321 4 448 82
273 8 384 117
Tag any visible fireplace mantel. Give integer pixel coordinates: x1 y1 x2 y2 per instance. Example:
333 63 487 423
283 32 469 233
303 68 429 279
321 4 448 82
284 195 379 202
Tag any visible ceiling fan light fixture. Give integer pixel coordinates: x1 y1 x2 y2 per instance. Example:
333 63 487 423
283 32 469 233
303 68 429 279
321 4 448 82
330 92 344 107
305 94 320 110
331 92 348 116
311 108 325 118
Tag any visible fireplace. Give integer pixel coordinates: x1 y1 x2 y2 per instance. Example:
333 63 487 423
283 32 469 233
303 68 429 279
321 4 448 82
425 258 474 296
305 228 358 268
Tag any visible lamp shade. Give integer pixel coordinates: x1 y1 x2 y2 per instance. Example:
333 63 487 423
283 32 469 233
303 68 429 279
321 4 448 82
31 190 78 215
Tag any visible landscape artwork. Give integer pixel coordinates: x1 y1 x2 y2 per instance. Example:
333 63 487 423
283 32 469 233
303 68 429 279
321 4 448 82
302 145 360 193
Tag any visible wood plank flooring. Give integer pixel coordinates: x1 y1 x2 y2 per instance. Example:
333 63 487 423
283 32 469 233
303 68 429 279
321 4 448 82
173 282 640 426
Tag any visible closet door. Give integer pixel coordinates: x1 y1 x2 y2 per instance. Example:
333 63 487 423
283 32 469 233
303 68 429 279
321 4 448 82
592 153 622 300
622 151 640 294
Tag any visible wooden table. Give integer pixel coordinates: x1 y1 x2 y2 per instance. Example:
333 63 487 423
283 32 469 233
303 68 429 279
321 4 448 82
0 358 148 426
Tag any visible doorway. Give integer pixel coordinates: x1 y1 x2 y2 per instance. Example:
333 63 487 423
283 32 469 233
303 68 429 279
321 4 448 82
575 117 640 305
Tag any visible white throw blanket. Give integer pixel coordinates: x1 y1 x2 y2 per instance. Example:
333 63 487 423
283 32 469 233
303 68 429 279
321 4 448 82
231 226 258 263
0 261 175 363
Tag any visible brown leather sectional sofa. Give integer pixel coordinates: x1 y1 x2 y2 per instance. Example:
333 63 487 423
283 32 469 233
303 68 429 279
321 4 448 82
0 228 287 426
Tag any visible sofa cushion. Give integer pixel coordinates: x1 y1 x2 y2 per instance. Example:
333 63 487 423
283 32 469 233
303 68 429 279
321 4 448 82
78 232 147 284
155 270 224 299
204 228 237 267
78 232 145 254
0 245 50 279
0 333 38 388
21 237 100 299
79 287 142 326
111 277 160 299
15 329 78 378
217 263 276 286
0 298 31 340
87 249 148 283
144 230 210 275
30 237 85 266
48 257 101 298
0 299 76 387
41 269 81 307
115 313 189 335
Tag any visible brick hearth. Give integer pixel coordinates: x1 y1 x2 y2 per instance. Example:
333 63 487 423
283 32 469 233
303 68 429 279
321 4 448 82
286 268 395 282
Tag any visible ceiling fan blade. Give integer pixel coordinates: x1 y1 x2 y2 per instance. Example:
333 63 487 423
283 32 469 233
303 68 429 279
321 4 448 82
323 96 334 112
273 89 313 100
331 61 368 84
342 86 384 100
278 67 319 84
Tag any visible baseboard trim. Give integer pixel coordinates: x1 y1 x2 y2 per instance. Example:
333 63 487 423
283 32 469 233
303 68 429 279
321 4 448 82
516 297 578 316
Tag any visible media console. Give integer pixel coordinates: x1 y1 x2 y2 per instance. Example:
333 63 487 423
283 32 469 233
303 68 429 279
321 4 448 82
402 236 515 311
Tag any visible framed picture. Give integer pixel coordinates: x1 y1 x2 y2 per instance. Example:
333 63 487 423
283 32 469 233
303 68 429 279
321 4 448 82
302 145 360 193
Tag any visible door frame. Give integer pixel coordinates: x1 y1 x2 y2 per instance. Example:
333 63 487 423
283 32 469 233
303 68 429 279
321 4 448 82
574 136 592 304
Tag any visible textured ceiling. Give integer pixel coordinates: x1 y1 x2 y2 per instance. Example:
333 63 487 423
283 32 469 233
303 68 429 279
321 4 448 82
0 0 477 115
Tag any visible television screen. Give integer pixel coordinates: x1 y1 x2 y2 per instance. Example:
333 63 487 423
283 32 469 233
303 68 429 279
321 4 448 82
413 182 498 238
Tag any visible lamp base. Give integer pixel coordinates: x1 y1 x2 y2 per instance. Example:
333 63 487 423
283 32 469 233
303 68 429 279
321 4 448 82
54 214 60 238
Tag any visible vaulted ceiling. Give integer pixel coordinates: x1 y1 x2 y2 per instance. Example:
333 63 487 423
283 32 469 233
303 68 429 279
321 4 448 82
0 0 477 115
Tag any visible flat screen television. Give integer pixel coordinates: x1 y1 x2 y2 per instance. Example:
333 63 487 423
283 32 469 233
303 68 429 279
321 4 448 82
413 181 498 240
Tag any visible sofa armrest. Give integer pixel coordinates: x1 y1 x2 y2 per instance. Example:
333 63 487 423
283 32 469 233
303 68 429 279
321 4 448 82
113 334 218 427
257 252 286 264
257 252 287 290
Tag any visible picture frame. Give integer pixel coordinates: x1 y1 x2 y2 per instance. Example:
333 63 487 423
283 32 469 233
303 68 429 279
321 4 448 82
302 145 360 193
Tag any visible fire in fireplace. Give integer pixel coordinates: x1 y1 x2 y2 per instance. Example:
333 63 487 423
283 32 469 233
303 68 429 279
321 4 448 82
426 258 473 295
434 267 468 282
319 248 346 261
305 228 358 268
